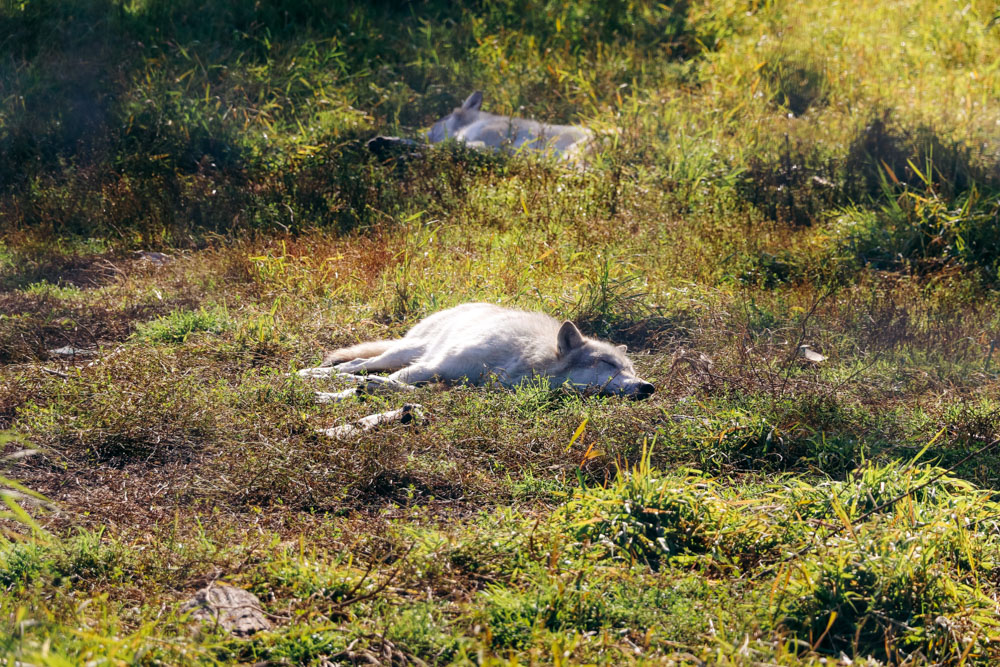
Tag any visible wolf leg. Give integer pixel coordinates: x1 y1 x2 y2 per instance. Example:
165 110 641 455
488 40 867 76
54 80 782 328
298 365 421 385
387 364 442 386
314 388 362 403
298 366 340 379
311 371 417 403
356 374 417 393
335 342 425 374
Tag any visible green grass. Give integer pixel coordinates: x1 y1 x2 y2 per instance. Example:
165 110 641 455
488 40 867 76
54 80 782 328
3 0 1000 664
132 305 232 343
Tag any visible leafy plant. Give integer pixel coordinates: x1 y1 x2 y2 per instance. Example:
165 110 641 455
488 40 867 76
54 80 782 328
563 442 720 567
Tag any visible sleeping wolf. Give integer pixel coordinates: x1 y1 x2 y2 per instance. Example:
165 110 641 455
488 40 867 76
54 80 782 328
300 303 654 399
426 91 594 161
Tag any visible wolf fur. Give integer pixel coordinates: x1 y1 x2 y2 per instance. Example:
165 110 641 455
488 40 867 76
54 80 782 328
426 91 594 161
302 303 654 399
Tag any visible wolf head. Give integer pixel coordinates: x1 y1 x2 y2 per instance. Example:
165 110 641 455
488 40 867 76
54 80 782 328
427 91 483 143
552 321 654 399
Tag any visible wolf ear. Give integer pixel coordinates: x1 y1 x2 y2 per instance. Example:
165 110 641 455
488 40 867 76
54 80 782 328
617 344 628 354
557 321 585 356
461 91 483 112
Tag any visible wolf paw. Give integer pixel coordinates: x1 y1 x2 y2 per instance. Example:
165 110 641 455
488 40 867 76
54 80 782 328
334 358 368 373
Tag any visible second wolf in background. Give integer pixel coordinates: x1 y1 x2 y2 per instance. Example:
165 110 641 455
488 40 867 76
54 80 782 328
426 91 595 161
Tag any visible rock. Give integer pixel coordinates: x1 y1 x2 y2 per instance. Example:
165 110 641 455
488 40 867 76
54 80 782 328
180 584 271 637
797 344 827 363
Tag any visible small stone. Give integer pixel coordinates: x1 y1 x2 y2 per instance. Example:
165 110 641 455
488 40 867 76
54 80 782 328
797 344 827 363
180 584 271 637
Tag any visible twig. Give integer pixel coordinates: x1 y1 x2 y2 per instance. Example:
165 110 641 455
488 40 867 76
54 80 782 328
319 404 425 438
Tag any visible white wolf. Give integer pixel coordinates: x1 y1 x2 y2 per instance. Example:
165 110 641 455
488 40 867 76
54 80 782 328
299 303 654 399
426 91 594 161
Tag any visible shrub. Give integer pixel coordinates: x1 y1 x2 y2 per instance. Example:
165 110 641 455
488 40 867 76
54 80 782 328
775 515 999 662
562 443 720 567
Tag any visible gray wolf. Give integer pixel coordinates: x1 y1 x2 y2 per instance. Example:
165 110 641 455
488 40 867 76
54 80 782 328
426 92 594 161
299 303 654 399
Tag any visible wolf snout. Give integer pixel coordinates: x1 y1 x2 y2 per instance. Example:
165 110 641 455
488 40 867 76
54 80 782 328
613 379 654 399
635 381 655 398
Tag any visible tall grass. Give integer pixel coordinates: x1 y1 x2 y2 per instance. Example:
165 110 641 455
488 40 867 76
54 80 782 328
3 0 1000 664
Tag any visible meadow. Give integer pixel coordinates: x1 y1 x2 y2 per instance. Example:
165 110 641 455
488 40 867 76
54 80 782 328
2 0 1000 663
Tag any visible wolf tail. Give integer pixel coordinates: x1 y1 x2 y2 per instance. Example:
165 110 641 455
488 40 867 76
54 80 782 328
321 340 395 366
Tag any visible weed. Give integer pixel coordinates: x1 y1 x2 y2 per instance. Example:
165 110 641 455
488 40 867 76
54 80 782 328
563 443 719 567
0 541 45 589
762 52 828 117
132 305 231 344
0 527 131 591
571 256 654 338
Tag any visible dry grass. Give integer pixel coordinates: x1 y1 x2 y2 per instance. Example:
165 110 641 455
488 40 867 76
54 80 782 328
3 0 1000 664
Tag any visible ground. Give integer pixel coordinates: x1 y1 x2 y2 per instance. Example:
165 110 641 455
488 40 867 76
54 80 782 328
2 0 1000 664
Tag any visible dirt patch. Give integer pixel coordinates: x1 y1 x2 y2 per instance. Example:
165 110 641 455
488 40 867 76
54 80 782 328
0 293 195 364
12 456 199 532
0 252 129 291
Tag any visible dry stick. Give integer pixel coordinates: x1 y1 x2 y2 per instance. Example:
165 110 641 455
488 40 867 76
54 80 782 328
321 404 424 438
752 436 1000 581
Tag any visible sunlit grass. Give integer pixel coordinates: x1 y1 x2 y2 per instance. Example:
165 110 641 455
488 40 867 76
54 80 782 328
3 0 1000 664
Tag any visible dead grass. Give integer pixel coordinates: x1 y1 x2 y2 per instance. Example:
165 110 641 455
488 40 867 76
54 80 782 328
3 0 1000 664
